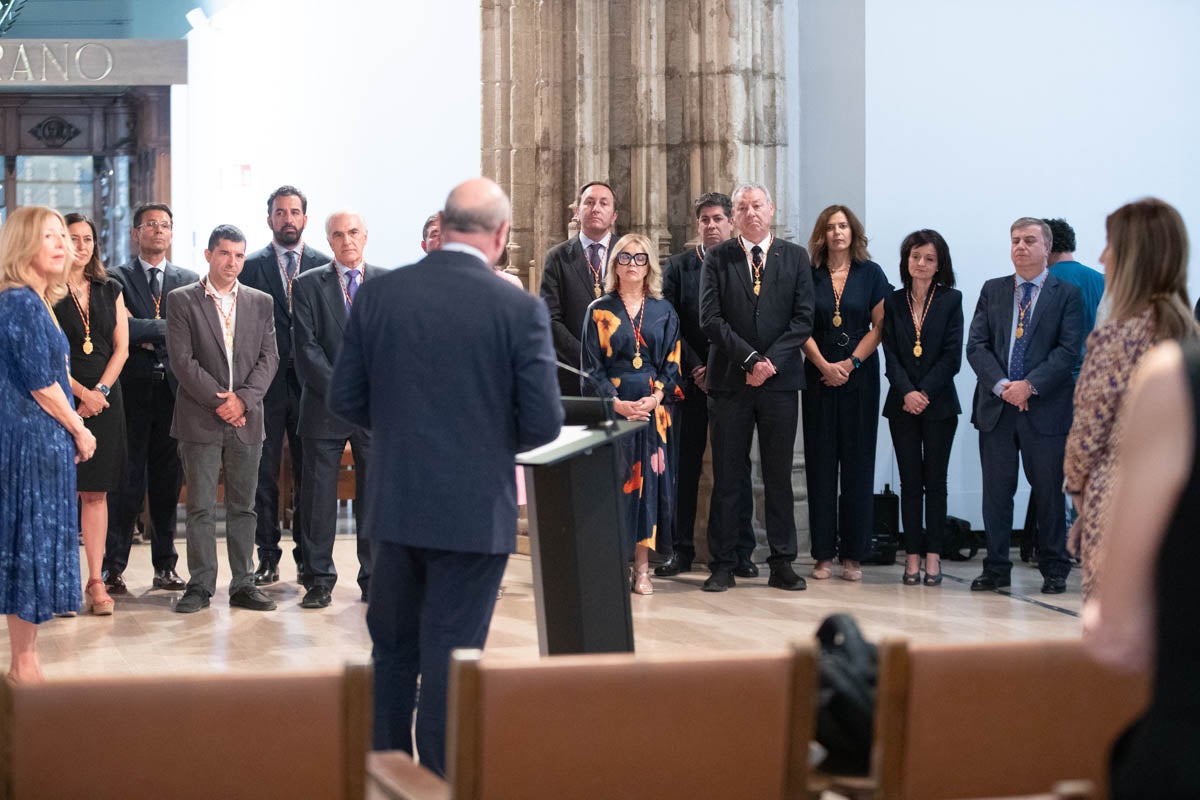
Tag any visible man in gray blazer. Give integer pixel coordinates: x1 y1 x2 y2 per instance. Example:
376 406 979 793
290 210 380 608
966 217 1083 595
166 224 281 613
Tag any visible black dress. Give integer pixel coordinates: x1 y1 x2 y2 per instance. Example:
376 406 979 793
1109 338 1200 798
53 277 127 492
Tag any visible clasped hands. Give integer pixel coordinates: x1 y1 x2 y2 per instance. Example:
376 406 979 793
1000 379 1033 411
216 391 247 427
613 395 659 422
817 358 852 387
902 390 930 415
745 359 777 387
77 388 109 419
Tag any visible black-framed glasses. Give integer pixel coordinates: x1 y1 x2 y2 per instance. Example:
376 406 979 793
136 221 172 232
616 252 649 266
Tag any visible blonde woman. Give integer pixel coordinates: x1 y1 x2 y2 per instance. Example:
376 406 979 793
1065 197 1196 599
581 233 683 595
0 206 97 682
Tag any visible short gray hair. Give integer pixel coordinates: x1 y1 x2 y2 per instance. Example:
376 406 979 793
732 182 774 207
1010 216 1052 249
325 210 367 237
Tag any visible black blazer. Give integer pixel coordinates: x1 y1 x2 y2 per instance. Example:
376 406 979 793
965 273 1083 435
540 233 613 395
662 247 707 391
108 258 200 391
881 286 963 421
291 262 383 440
239 242 330 372
699 237 815 392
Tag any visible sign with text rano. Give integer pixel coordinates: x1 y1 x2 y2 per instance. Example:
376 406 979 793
0 40 187 86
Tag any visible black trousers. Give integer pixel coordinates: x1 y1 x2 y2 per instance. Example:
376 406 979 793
674 389 756 559
255 365 305 569
707 387 798 571
368 541 508 778
802 377 880 562
105 376 180 575
888 413 958 557
979 405 1070 579
299 432 372 593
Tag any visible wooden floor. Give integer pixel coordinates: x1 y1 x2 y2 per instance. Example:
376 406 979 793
13 526 1081 679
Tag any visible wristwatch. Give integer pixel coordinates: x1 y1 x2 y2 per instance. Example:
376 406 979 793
95 383 110 397
850 356 862 370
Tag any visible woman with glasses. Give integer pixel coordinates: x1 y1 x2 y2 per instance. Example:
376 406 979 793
581 233 683 595
801 205 891 581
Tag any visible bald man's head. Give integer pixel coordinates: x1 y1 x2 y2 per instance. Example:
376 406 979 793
440 178 512 267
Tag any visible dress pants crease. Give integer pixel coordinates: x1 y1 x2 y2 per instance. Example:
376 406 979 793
889 414 957 556
255 365 305 569
300 431 372 592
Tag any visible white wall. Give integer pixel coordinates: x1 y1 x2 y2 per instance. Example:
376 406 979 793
794 0 1200 525
172 0 481 270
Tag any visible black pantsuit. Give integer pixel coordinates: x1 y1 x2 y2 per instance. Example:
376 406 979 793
881 286 963 559
803 260 891 563
105 375 181 575
300 432 371 593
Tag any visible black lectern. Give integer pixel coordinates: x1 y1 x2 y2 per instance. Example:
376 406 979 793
517 411 645 656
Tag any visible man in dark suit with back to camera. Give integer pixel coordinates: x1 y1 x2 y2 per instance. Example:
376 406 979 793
239 185 331 587
966 217 1083 595
330 178 562 776
166 225 280 613
659 191 758 578
540 180 617 395
105 202 198 595
290 210 380 608
699 182 813 593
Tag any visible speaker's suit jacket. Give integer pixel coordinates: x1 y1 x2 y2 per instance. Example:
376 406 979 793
540 234 613 395
166 281 279 446
330 248 563 552
109 258 200 391
699 237 815 392
239 243 329 379
291 262 384 439
965 273 1083 435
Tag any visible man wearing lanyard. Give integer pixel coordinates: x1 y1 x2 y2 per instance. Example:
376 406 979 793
240 186 331 588
290 211 379 607
165 224 280 613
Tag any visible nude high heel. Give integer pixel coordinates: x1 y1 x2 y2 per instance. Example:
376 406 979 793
84 578 115 616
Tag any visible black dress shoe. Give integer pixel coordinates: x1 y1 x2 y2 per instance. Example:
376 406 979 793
253 563 279 586
902 571 921 586
970 572 1011 592
733 556 759 579
152 568 186 591
767 561 806 591
300 585 332 609
174 586 210 614
1041 576 1067 594
701 569 735 592
654 553 692 577
229 586 278 611
103 572 128 595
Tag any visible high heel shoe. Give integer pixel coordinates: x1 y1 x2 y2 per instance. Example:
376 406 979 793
631 567 654 596
902 571 921 585
84 578 115 616
923 572 943 586
812 560 834 580
841 560 863 582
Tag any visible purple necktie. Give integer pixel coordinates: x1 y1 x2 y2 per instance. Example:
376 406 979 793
587 242 603 274
285 250 298 281
346 268 360 310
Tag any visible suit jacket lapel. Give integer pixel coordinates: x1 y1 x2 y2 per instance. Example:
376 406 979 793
195 283 229 370
125 261 154 317
763 240 786 301
729 241 755 304
571 237 597 298
320 266 348 332
300 244 325 270
1022 277 1054 344
994 280 1013 370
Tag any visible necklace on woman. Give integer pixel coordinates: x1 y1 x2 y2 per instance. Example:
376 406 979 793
830 264 849 327
907 284 936 358
68 280 94 354
621 293 647 369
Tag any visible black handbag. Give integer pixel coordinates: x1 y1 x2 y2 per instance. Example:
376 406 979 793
814 613 877 775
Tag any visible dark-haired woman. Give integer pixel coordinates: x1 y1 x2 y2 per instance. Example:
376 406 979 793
53 213 128 615
801 206 891 581
881 230 963 586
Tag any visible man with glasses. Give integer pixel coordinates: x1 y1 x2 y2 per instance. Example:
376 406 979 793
106 203 199 595
239 186 330 587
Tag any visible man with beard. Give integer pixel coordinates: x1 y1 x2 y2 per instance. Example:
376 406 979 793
658 192 759 578
239 186 330 587
540 181 617 396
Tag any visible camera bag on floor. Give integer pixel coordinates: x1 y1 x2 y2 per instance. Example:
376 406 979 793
814 613 877 775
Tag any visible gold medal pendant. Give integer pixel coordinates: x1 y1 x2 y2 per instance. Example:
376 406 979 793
82 337 94 355
832 313 843 327
913 343 922 358
594 285 601 299
632 354 643 369
1015 325 1025 339
753 281 761 296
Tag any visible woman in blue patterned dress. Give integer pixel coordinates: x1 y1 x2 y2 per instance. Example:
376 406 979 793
0 206 97 683
581 233 683 596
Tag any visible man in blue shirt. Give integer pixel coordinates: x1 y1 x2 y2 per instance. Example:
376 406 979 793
1044 218 1105 379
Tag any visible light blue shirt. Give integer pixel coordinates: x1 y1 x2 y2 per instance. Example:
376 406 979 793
579 231 612 277
993 268 1048 396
